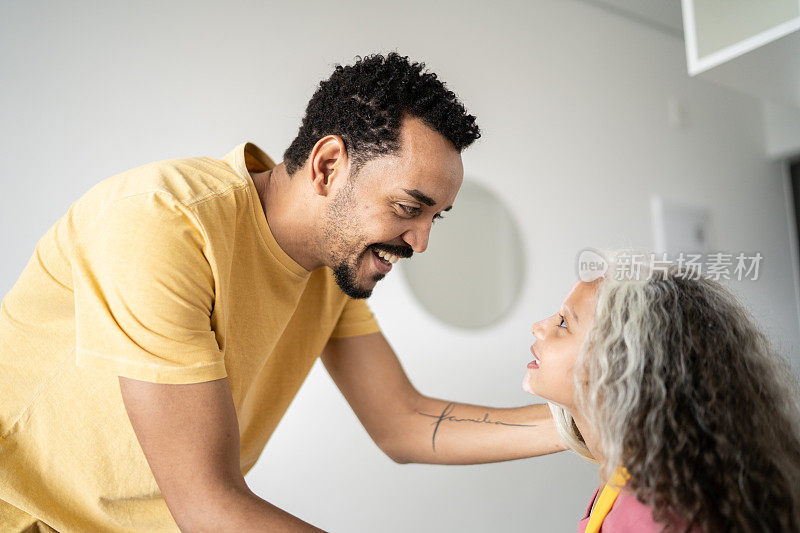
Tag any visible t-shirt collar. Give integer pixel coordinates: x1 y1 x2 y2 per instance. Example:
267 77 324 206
222 141 311 279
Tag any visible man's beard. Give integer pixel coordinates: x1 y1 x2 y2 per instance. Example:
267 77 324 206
331 252 384 300
323 181 383 299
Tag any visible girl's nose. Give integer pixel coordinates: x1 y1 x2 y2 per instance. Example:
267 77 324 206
531 319 546 339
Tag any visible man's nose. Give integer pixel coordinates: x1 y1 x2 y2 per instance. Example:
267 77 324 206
403 221 432 254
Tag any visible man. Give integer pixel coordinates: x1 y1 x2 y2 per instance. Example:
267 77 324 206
0 53 565 532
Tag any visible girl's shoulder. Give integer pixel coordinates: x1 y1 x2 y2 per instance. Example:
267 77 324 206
604 490 700 533
576 487 663 533
603 490 663 531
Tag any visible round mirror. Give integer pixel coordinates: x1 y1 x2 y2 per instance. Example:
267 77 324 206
400 179 525 329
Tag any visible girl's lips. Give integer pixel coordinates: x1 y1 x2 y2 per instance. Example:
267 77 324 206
528 345 540 369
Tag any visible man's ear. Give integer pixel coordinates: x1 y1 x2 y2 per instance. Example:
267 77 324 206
308 135 349 197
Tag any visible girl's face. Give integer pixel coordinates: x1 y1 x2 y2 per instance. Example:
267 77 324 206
523 280 599 410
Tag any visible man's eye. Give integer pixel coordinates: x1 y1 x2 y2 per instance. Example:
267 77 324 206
400 204 420 216
558 314 567 328
400 205 445 224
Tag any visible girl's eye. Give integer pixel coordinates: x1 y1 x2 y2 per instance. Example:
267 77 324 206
557 314 567 329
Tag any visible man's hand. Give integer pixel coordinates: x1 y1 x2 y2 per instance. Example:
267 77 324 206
118 376 325 532
321 332 567 465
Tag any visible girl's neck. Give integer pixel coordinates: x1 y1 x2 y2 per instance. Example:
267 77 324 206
570 410 604 465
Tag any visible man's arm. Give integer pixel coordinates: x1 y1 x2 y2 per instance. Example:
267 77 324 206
320 332 567 465
118 376 325 532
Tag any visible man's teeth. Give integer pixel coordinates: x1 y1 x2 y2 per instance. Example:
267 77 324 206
376 250 400 264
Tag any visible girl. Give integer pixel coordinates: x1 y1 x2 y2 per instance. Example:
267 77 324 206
524 261 800 532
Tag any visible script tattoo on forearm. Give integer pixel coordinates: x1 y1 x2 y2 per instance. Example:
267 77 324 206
416 402 538 451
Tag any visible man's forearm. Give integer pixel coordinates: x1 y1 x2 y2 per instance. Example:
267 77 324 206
185 485 325 533
383 396 567 465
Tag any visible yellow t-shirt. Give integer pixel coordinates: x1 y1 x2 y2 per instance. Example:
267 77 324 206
0 141 381 532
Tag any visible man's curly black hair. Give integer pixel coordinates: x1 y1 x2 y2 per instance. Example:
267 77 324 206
283 52 481 176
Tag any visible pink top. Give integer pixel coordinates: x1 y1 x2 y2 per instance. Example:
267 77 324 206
577 485 669 532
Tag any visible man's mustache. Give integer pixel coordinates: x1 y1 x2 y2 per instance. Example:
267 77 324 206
370 244 414 259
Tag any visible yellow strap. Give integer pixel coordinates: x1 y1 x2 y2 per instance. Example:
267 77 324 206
584 468 630 533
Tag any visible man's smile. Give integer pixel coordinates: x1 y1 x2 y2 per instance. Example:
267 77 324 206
371 248 395 274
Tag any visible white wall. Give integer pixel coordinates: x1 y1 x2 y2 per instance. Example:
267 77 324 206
1 1 798 532
763 100 800 158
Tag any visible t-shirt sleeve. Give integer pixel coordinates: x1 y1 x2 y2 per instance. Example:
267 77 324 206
329 297 381 338
70 191 227 384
